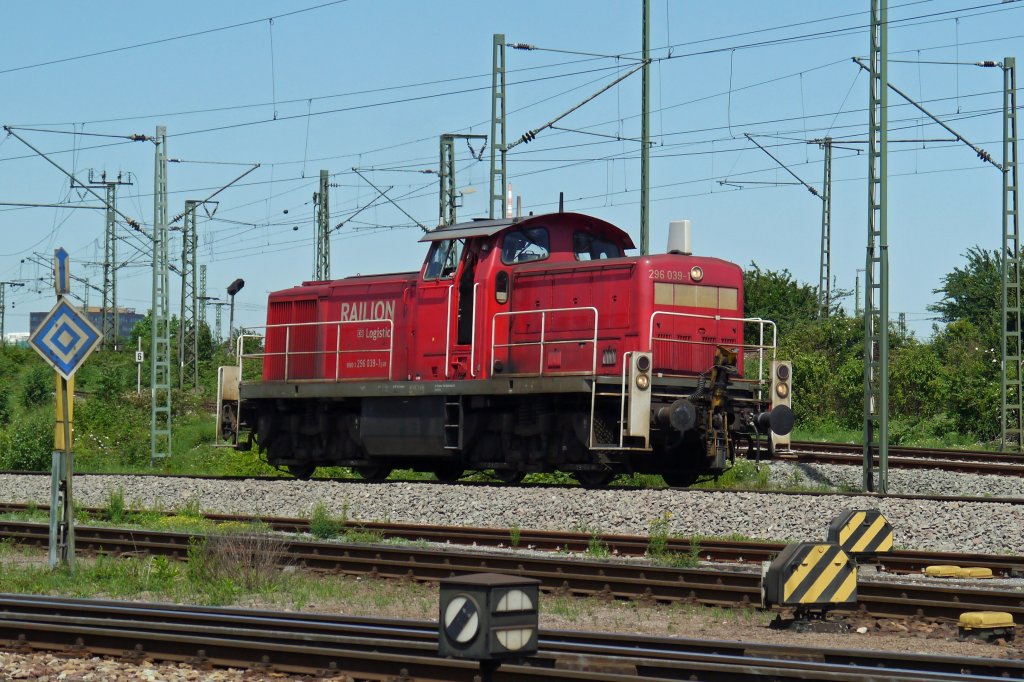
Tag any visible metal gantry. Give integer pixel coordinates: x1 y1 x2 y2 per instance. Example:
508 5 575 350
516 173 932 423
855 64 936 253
489 33 507 220
151 126 172 464
178 200 199 390
439 133 487 226
851 55 1014 450
818 138 833 318
314 169 331 281
1002 57 1021 450
863 0 890 493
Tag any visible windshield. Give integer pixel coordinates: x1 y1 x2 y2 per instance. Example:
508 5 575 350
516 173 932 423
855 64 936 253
423 239 463 280
501 227 549 265
574 232 623 260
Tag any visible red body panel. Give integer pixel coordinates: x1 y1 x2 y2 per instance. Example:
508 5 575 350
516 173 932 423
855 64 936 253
261 213 747 383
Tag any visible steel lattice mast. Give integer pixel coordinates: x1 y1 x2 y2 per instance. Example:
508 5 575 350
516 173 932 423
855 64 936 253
1002 57 1021 450
314 169 331 281
863 0 889 493
817 138 833 318
489 34 507 220
178 199 199 390
151 126 172 463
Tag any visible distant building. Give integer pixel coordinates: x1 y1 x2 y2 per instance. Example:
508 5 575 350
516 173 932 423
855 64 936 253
2 332 29 348
30 307 144 340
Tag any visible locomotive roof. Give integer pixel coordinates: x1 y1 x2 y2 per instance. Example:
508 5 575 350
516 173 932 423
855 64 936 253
419 211 635 248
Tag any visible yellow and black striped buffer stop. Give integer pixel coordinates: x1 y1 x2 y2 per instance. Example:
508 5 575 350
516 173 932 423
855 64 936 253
826 509 893 557
762 542 857 608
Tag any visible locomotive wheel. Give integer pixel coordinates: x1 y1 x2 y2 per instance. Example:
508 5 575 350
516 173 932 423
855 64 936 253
574 469 615 488
661 471 699 488
434 464 464 482
492 469 526 484
356 465 393 482
287 464 316 480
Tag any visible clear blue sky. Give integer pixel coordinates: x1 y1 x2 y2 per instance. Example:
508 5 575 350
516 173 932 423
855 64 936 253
0 0 1020 337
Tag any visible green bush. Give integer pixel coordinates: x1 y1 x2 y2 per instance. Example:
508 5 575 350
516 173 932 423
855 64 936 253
75 397 148 467
0 387 11 428
0 409 54 470
21 366 51 408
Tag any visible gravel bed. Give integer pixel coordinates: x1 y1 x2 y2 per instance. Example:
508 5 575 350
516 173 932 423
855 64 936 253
0 464 1022 555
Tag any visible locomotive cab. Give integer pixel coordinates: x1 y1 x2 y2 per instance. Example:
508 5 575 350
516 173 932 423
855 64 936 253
227 211 792 487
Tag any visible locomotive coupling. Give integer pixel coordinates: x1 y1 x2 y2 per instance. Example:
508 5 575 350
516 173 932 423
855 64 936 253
654 398 697 433
755 404 795 436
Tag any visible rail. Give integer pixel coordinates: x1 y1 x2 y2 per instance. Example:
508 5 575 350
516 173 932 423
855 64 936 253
490 306 599 376
648 311 777 392
236 318 395 382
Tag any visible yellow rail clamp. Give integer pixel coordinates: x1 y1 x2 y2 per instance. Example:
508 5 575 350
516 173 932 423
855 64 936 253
956 567 994 579
958 611 1015 642
924 565 961 577
762 542 857 609
826 509 893 557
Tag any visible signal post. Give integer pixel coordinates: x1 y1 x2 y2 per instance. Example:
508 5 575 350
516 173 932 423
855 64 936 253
28 248 102 569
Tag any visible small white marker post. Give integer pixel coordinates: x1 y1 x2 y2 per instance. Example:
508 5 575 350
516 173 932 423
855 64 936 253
136 337 144 395
28 248 102 570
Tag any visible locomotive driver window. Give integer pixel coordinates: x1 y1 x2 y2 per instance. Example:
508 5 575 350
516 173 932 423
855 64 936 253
574 232 623 260
423 239 463 280
501 227 549 265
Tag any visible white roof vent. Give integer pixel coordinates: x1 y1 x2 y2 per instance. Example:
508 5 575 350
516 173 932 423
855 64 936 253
667 220 691 255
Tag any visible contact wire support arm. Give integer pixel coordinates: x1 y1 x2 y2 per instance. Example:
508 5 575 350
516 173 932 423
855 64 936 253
352 168 429 233
851 57 1000 169
505 61 648 152
2 126 145 232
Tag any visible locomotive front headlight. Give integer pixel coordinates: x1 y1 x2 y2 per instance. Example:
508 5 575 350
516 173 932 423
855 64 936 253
635 373 650 390
775 382 789 399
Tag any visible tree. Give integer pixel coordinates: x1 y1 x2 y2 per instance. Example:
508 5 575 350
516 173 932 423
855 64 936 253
743 263 819 328
928 246 1001 352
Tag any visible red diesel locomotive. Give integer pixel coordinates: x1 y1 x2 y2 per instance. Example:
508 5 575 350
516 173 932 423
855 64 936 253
224 211 793 487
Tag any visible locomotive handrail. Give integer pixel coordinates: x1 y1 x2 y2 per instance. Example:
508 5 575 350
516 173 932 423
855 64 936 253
236 318 394 382
470 282 480 378
444 284 453 379
490 306 599 377
647 311 777 393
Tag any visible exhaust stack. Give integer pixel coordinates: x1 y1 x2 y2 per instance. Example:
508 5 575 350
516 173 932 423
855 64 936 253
667 219 692 255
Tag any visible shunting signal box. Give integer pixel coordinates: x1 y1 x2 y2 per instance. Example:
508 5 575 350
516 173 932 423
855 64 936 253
826 509 893 558
762 542 857 612
439 573 540 662
770 360 792 450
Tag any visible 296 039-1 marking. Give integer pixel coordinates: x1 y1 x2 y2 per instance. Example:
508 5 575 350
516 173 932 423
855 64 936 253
648 269 687 281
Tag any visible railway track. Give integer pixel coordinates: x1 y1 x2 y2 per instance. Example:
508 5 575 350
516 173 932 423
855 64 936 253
3 501 1024 577
0 594 1020 680
786 441 1024 477
3 500 1024 577
2 518 1023 622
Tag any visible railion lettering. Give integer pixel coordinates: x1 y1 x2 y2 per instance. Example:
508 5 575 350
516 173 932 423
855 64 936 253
339 299 396 322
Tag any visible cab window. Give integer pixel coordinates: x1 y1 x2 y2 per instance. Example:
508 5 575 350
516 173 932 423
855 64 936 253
574 232 623 260
423 239 463 280
501 227 549 265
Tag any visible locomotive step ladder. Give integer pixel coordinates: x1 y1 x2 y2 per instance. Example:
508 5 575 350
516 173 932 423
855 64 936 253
590 382 628 449
444 397 463 450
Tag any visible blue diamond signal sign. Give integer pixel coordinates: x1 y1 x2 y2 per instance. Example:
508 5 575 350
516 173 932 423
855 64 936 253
30 299 102 380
